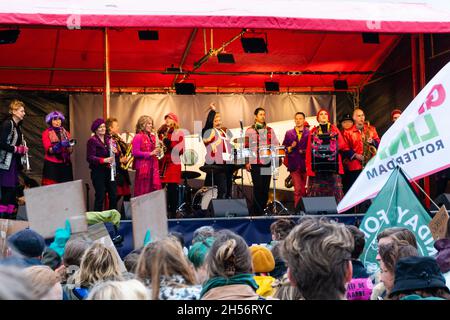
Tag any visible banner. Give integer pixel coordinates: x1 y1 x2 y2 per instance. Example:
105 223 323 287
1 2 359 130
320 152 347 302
338 62 450 212
359 168 436 274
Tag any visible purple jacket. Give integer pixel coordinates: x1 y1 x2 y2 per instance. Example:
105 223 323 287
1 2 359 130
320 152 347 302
86 134 114 170
282 127 309 172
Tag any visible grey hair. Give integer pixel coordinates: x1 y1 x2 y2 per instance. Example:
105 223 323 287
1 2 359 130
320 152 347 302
0 266 35 300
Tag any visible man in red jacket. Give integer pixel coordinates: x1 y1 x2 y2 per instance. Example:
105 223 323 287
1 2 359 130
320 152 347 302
342 108 380 192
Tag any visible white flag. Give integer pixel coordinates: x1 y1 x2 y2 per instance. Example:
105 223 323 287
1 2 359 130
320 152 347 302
338 62 450 212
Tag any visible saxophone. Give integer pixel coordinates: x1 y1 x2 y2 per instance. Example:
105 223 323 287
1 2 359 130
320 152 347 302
121 142 134 170
362 121 377 167
153 130 165 160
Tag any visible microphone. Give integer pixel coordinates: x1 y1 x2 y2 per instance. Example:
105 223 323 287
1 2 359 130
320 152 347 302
240 120 243 131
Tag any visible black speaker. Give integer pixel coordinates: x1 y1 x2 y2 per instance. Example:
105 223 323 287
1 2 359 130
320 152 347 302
0 30 20 44
138 30 159 40
333 79 348 90
265 81 279 92
175 83 196 95
210 199 249 217
241 37 268 53
362 32 379 44
298 196 337 215
431 193 450 211
217 53 235 64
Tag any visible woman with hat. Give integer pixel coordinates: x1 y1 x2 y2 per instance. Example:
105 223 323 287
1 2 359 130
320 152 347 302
157 112 184 217
41 111 74 185
86 118 119 211
0 100 28 219
305 108 349 202
132 115 161 197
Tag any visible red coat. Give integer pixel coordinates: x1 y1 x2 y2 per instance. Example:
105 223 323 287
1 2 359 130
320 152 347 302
159 127 184 184
342 124 380 171
306 124 349 176
245 125 279 165
42 127 72 163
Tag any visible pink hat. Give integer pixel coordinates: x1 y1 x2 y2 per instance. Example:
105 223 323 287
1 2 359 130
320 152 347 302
391 109 402 119
164 112 179 124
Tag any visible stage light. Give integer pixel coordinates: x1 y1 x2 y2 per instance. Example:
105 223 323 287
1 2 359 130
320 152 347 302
217 53 235 64
0 30 20 44
175 83 196 95
241 37 268 53
333 79 348 90
362 32 379 44
265 81 279 92
138 30 159 40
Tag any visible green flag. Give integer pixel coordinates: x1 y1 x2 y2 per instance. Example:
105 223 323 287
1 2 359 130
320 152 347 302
359 167 436 274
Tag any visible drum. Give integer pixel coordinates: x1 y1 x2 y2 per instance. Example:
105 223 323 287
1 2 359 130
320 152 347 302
259 145 286 158
192 187 218 210
311 133 338 173
175 184 186 209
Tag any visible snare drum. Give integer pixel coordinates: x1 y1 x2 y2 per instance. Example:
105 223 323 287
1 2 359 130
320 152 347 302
259 145 286 158
192 187 218 210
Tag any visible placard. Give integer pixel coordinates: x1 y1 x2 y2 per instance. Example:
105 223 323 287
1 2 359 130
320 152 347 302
0 219 29 257
429 205 449 240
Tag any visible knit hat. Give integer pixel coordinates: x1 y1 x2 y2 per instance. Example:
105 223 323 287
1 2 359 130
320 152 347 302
391 109 402 120
45 111 65 125
389 256 449 297
41 247 62 270
316 108 330 122
188 237 215 268
249 245 275 273
90 118 105 132
434 238 450 273
164 112 179 124
7 229 45 258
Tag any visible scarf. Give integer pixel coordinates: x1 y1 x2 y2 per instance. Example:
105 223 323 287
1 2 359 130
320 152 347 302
200 273 259 298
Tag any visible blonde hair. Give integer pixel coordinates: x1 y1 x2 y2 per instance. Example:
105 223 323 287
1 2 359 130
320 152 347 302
136 237 196 300
205 230 252 278
135 115 153 133
23 265 61 299
9 99 25 114
74 243 123 288
87 279 150 300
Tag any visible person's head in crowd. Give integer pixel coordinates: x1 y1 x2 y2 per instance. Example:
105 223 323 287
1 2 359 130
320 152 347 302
136 237 197 300
24 265 63 300
378 240 419 295
270 219 296 242
61 239 91 282
123 249 142 274
391 109 402 123
389 256 450 300
254 107 266 126
270 243 287 280
433 219 450 275
249 245 275 275
74 242 123 289
192 226 215 244
339 113 354 131
282 217 354 300
188 237 215 284
353 108 366 129
169 231 188 255
0 265 35 300
273 273 303 300
41 247 62 271
6 228 45 263
346 225 365 260
316 108 330 125
87 279 151 300
376 227 418 261
201 230 259 300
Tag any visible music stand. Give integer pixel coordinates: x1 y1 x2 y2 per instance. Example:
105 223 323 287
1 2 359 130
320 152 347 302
264 146 288 216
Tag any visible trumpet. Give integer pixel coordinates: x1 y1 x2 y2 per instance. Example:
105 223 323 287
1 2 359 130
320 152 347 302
61 128 77 147
21 134 30 171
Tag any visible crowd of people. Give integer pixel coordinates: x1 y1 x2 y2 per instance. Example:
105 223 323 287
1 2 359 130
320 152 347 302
1 216 450 300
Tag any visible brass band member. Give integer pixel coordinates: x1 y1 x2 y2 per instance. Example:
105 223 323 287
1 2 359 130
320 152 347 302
0 100 27 219
245 107 279 215
342 108 380 191
106 118 132 218
202 103 234 199
157 112 184 218
132 116 162 197
41 111 74 186
305 108 349 202
282 112 310 209
86 118 119 211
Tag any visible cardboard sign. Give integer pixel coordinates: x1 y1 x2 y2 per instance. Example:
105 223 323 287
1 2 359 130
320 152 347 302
0 219 29 257
130 189 168 249
429 205 449 240
70 223 126 273
25 180 88 238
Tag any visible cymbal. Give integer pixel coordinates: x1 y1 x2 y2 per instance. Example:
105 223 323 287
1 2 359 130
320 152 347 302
181 171 201 180
199 165 226 174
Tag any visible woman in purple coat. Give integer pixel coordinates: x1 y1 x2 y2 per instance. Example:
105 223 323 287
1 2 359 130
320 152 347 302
86 118 118 211
282 112 309 209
